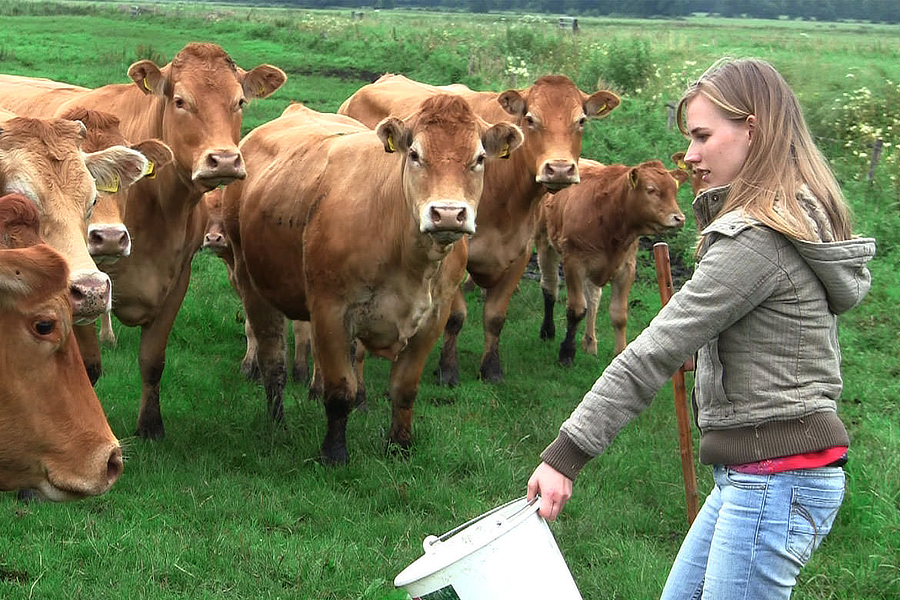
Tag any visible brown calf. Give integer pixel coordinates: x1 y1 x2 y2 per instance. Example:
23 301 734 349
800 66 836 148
535 159 688 365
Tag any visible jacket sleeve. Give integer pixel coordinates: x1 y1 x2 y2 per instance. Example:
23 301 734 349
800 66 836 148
541 225 785 480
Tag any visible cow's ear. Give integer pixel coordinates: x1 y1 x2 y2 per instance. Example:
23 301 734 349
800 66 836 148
241 65 287 101
628 168 639 189
482 123 524 160
375 117 411 154
497 90 526 117
671 152 688 171
129 139 173 180
584 90 620 119
128 60 167 96
670 168 690 186
84 146 149 194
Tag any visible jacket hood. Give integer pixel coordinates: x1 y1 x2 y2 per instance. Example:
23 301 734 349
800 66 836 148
694 185 876 314
789 236 875 314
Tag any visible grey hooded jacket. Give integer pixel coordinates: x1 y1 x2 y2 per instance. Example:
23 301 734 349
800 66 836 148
541 185 876 480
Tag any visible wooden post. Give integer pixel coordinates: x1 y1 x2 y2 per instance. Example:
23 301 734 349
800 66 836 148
653 242 700 525
666 102 676 129
868 138 883 182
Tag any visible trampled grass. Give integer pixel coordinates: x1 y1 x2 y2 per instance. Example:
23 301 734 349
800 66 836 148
0 5 898 599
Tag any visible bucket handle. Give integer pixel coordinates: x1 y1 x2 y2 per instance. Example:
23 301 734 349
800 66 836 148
424 495 541 553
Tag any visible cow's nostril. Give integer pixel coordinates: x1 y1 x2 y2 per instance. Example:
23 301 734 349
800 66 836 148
456 208 467 224
107 447 123 484
89 231 103 245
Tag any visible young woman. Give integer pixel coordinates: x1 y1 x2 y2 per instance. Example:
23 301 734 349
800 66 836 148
526 57 876 599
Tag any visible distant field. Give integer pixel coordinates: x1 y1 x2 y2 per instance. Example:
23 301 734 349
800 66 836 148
0 5 898 600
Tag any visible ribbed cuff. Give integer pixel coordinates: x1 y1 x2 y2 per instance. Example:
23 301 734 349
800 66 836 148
540 432 593 481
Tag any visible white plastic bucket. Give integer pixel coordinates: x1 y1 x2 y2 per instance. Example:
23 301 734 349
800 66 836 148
394 496 582 600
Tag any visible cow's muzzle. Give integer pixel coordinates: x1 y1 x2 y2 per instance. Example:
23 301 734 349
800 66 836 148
537 159 580 191
193 150 247 190
420 202 476 238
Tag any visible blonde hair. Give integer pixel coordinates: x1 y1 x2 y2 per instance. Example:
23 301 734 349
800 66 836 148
677 57 852 241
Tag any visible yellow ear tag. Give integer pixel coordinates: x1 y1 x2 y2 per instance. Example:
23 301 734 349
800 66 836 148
598 102 607 114
387 134 396 153
258 85 265 97
629 172 638 189
500 143 510 159
143 77 152 92
677 159 687 170
143 160 156 179
672 176 681 190
96 174 120 194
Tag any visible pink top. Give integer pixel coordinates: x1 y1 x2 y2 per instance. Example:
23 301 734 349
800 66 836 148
728 446 848 475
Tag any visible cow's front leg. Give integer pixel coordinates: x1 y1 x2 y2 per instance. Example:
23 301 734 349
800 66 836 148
581 279 603 356
608 243 637 356
479 249 531 383
536 239 561 341
135 260 193 440
434 287 466 387
559 259 588 367
312 312 355 465
291 319 311 384
74 322 103 385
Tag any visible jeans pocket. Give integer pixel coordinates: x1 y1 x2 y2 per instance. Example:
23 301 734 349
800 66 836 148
786 483 844 564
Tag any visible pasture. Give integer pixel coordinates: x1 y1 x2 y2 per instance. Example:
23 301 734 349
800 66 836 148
1 4 899 599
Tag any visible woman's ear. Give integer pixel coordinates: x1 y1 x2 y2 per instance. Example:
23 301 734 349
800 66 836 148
747 114 756 142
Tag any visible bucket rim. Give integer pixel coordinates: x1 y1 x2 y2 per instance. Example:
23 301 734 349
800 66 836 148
394 495 543 588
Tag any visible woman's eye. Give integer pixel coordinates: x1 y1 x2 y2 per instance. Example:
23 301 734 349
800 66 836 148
34 321 55 336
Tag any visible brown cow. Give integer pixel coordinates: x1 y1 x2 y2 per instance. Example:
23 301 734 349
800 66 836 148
339 74 620 384
0 193 122 500
0 74 90 116
535 159 688 365
203 187 314 384
0 113 152 324
31 43 286 439
223 98 523 464
53 107 175 379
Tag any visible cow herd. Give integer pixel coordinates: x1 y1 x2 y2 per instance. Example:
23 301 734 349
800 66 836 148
0 42 699 500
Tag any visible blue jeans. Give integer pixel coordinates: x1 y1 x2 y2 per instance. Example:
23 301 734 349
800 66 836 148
659 464 845 600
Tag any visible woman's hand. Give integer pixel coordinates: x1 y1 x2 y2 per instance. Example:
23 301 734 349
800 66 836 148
527 461 573 521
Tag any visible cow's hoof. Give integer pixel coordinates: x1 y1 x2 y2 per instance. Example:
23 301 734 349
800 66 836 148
17 489 42 504
240 360 260 382
539 323 556 340
385 439 411 459
320 447 349 466
135 421 165 441
479 361 504 384
291 363 310 385
433 365 459 387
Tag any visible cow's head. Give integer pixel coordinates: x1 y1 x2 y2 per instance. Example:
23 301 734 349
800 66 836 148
0 193 122 500
375 94 523 246
671 151 706 197
498 75 619 192
0 115 153 323
624 160 687 234
128 43 286 191
201 187 230 257
59 107 174 263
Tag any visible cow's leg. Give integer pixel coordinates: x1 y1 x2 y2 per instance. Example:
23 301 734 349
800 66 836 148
581 280 603 356
239 318 260 381
99 312 117 346
536 237 560 341
311 309 355 465
250 304 288 423
479 249 531 382
74 322 103 385
351 339 367 411
434 287 466 387
135 261 193 440
609 242 638 356
559 260 588 367
291 320 311 384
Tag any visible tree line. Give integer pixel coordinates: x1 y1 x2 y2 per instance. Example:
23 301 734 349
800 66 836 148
234 0 898 24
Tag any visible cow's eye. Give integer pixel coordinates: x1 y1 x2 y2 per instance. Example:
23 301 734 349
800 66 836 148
33 320 55 336
237 98 247 110
473 154 486 169
174 97 186 110
525 115 536 128
408 149 420 164
577 116 587 127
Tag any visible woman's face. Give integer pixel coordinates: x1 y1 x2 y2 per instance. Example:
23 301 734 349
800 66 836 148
683 94 753 189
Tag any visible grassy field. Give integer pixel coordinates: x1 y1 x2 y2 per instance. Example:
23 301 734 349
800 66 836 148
1 5 898 599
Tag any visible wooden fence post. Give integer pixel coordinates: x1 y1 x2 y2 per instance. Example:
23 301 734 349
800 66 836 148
666 102 676 129
868 138 883 182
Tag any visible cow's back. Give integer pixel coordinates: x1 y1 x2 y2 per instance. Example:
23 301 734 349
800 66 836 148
0 74 90 117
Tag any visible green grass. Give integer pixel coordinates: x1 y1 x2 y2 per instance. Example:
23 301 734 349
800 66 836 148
1 6 899 600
